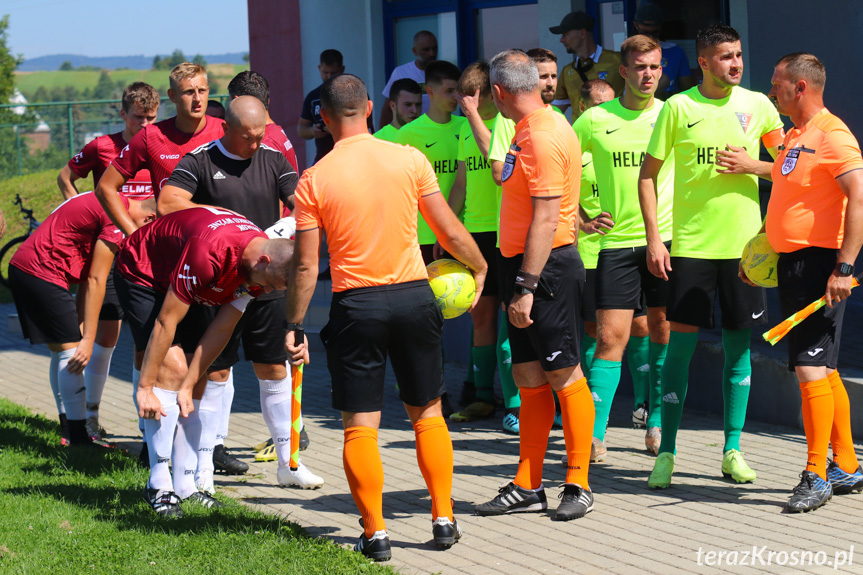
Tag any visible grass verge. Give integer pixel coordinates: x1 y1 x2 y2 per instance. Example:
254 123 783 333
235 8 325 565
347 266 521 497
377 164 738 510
0 397 389 574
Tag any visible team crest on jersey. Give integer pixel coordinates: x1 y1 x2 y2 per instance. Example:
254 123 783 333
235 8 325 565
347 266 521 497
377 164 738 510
735 112 752 134
781 147 800 176
502 152 516 182
598 72 608 80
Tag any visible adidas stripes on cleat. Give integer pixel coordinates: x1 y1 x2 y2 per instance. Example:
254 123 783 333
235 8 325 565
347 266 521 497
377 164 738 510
501 409 520 435
183 491 224 509
144 486 183 518
786 470 832 512
555 483 594 521
474 482 547 516
354 530 391 562
255 442 277 462
826 460 863 495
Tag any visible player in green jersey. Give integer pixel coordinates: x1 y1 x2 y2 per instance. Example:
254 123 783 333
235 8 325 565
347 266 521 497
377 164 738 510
638 25 785 489
575 35 675 460
396 60 465 263
373 78 422 143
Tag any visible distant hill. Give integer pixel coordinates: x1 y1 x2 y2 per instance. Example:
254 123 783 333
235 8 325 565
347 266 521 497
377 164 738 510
19 53 247 71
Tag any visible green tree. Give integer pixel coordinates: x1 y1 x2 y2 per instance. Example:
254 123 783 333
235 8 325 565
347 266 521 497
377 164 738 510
242 53 249 64
59 60 73 71
92 70 115 99
192 54 206 67
32 85 48 102
153 54 162 69
0 15 21 106
0 15 27 179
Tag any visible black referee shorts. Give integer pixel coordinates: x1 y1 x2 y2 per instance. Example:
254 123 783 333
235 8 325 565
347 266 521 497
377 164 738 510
500 244 584 371
321 280 444 412
778 247 845 371
114 270 207 354
9 265 80 345
667 257 767 330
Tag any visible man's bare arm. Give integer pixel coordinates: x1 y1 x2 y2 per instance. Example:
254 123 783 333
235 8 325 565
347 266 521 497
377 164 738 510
157 184 196 216
69 239 116 373
638 153 672 280
285 227 321 366
95 164 137 236
182 304 244 388
828 169 863 306
57 165 81 201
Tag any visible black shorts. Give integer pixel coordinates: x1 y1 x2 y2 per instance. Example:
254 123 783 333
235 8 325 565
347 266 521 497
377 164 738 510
197 297 289 370
472 231 500 298
666 257 767 330
114 271 207 354
9 265 80 345
778 247 845 371
582 268 597 323
500 245 584 371
99 265 125 321
596 243 669 311
321 280 444 412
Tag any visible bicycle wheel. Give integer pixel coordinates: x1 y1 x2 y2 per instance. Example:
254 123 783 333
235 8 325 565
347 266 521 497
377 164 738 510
0 235 26 289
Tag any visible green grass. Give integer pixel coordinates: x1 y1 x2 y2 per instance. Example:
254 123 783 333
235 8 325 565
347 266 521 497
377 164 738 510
1 169 78 302
0 397 390 574
15 65 249 101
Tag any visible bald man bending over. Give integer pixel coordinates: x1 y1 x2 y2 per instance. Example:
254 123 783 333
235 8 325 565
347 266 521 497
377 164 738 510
157 96 319 493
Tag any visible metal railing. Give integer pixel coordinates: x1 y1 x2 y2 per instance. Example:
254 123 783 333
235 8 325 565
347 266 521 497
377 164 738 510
0 95 228 181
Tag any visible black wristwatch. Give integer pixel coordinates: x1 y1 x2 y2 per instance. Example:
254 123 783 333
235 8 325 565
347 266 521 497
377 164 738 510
835 262 854 277
286 323 304 332
514 285 535 295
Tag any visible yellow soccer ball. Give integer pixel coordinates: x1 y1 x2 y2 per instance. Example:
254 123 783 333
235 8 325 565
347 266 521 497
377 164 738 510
740 233 779 288
427 259 476 319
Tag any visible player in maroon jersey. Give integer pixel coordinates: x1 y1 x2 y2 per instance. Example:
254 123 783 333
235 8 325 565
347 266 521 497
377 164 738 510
55 82 160 442
96 62 224 236
228 70 298 173
114 206 293 516
8 193 156 446
58 82 160 201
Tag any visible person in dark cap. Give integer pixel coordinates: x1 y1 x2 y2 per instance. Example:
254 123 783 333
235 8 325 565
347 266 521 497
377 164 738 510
549 11 624 118
632 3 694 98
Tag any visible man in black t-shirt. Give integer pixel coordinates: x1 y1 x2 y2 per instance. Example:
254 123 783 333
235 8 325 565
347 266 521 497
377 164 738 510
159 96 324 491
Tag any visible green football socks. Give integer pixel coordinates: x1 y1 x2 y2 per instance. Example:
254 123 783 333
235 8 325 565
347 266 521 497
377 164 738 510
471 344 497 404
647 341 668 428
657 331 699 455
722 328 752 453
497 320 520 409
628 335 650 409
588 358 621 441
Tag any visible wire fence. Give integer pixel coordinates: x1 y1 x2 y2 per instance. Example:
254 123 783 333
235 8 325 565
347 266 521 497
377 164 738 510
0 95 229 181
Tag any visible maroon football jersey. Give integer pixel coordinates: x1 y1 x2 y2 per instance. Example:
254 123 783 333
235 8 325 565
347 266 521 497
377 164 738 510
263 122 298 172
116 206 266 306
112 116 224 198
10 192 126 289
68 132 153 198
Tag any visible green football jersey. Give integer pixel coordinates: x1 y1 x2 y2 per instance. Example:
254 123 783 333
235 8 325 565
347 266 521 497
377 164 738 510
574 98 673 250
646 86 783 259
577 151 601 269
373 123 399 143
457 118 499 233
396 114 467 244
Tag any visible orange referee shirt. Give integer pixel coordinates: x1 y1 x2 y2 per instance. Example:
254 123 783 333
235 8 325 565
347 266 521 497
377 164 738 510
498 105 581 258
294 133 437 292
767 108 863 253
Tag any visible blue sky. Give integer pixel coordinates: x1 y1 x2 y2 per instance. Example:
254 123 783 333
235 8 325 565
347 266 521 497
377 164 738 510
4 0 249 60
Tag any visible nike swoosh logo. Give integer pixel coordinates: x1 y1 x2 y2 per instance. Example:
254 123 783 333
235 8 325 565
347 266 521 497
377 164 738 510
606 128 621 134
425 142 437 148
687 120 704 128
752 310 765 319
807 348 824 356
582 161 592 168
546 351 562 362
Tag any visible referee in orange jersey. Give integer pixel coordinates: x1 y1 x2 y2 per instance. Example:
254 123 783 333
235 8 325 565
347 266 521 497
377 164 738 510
284 74 487 561
746 53 863 512
473 50 596 521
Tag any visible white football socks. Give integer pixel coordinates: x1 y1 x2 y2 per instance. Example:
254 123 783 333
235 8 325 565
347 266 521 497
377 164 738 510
85 343 114 418
144 387 180 492
132 365 144 435
172 399 202 500
214 369 234 446
48 350 65 415
259 374 293 468
57 348 85 420
196 380 226 492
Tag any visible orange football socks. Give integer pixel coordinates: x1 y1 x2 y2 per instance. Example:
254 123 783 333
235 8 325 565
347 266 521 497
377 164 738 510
557 377 594 488
413 416 454 521
828 370 860 473
343 426 385 537
513 384 555 490
799 377 833 479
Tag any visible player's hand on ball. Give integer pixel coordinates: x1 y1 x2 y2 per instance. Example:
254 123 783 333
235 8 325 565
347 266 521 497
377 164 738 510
646 239 672 281
580 211 614 235
137 387 167 420
738 261 758 287
286 331 309 366
508 292 534 328
826 272 853 308
469 268 486 312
